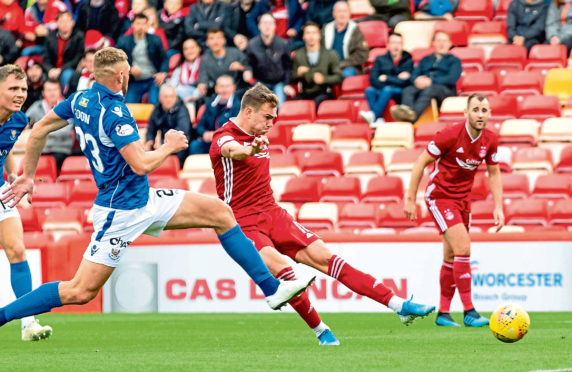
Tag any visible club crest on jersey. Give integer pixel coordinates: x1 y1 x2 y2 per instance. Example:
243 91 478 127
444 209 454 220
10 129 17 141
79 97 89 107
479 146 487 158
111 106 123 117
115 124 134 136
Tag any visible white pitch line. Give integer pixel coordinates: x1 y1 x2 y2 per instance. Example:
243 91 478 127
530 368 572 372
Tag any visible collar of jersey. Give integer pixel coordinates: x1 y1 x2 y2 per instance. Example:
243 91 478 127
92 82 125 102
464 121 481 143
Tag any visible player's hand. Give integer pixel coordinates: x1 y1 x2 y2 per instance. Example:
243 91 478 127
403 198 417 221
1 175 34 207
163 129 189 153
248 136 269 156
493 207 505 232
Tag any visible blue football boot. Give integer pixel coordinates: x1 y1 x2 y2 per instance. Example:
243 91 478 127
435 312 461 327
397 296 436 326
318 329 340 346
464 309 489 327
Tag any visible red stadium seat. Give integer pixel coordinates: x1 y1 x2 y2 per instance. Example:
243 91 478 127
387 148 424 174
365 48 387 71
470 199 497 229
411 47 435 65
470 20 507 36
297 202 338 231
414 122 449 148
532 174 572 199
339 75 370 99
277 100 316 125
68 180 99 208
58 156 94 183
270 153 300 177
150 178 190 191
319 176 362 203
18 207 41 232
549 199 572 226
298 150 344 177
198 178 217 196
485 45 527 74
31 183 70 207
267 124 292 154
37 207 84 234
434 20 469 47
362 176 403 203
148 155 180 181
494 0 512 20
518 95 561 120
512 147 553 172
345 151 385 175
316 100 355 124
555 145 572 173
331 123 371 143
25 155 57 183
376 202 419 228
526 44 567 74
500 173 530 199
505 198 549 226
450 47 486 73
488 95 517 120
454 0 494 22
458 71 498 96
338 203 377 229
498 71 542 98
357 20 388 48
280 176 321 203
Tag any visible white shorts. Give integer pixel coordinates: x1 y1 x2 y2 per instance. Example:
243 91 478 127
84 187 185 267
0 182 20 222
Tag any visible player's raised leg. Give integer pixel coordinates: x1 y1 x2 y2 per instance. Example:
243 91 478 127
435 239 460 327
295 240 435 326
443 223 488 327
0 213 53 340
164 191 315 310
258 246 339 345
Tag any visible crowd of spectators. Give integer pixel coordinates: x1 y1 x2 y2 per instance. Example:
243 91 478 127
0 0 569 164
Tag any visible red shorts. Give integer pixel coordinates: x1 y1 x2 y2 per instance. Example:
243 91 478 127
237 206 320 260
425 198 471 234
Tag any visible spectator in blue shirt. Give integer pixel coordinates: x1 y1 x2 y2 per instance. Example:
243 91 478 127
225 0 271 50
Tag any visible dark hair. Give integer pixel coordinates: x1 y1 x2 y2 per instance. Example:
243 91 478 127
240 82 278 112
302 21 321 34
133 13 149 22
180 37 201 56
207 27 224 36
43 78 61 88
467 93 488 108
56 10 73 20
258 12 275 24
388 31 402 39
0 64 26 83
84 48 97 58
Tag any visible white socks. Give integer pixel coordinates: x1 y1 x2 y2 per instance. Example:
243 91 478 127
21 316 34 330
388 296 405 313
313 321 329 337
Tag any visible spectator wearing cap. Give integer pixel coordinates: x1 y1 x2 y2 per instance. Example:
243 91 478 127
23 60 45 112
183 0 228 46
0 26 19 66
67 49 96 96
168 37 204 102
117 13 168 104
26 78 74 170
323 1 369 78
43 11 84 92
75 0 121 42
225 0 271 51
190 75 240 155
146 85 195 167
159 0 186 55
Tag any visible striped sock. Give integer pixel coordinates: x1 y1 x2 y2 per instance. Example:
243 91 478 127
277 267 322 329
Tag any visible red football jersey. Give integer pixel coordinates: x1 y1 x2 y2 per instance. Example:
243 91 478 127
210 119 278 219
425 122 499 200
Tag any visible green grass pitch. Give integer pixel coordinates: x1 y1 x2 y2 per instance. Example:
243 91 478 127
1 312 571 371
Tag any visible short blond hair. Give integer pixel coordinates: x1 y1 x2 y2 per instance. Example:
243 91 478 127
94 47 128 81
240 83 278 112
0 64 26 83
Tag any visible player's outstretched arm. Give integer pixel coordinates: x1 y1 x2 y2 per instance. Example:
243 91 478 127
487 163 505 232
404 150 435 221
120 129 188 175
4 151 18 184
1 110 68 207
221 135 268 160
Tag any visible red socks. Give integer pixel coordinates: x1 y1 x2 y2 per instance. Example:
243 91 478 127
328 255 394 306
276 267 321 329
453 255 474 311
439 261 455 313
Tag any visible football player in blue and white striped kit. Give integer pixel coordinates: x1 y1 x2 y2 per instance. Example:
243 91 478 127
0 48 314 331
0 64 52 341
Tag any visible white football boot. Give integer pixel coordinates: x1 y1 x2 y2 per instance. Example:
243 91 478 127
22 319 53 341
266 275 316 310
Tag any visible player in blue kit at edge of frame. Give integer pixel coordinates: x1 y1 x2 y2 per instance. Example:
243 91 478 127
0 48 315 334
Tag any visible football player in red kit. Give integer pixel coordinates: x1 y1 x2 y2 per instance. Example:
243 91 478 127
210 83 435 345
405 93 505 327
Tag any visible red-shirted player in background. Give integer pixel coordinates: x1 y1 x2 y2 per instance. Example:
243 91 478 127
210 83 435 345
405 94 505 327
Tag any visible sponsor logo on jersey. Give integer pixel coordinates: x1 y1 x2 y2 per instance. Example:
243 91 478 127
456 147 464 153
455 157 481 170
110 237 132 248
10 129 17 141
111 106 123 117
90 244 99 256
217 135 234 147
479 146 487 158
428 141 441 156
79 97 89 107
115 124 134 136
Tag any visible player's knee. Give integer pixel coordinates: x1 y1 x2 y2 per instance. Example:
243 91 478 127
215 201 236 229
4 243 26 262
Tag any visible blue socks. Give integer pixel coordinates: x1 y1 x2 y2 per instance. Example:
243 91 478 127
217 224 279 296
10 261 33 298
0 281 62 327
